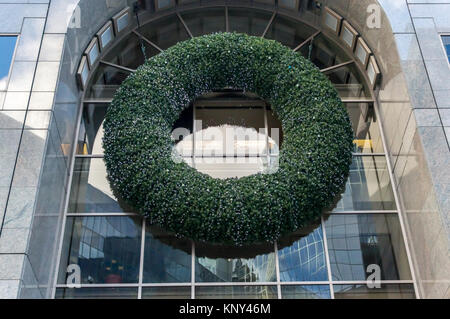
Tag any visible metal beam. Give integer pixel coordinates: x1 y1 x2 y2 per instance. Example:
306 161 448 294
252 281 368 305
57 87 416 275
177 12 193 38
133 30 163 52
261 11 276 38
99 60 136 73
293 30 321 52
321 60 354 73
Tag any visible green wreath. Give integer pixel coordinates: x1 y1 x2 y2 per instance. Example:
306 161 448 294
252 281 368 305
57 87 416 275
103 33 353 245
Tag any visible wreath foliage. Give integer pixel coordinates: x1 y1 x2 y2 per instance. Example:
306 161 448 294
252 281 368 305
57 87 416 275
103 33 353 245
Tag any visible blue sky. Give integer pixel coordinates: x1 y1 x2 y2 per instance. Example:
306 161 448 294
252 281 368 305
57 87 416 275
0 36 17 89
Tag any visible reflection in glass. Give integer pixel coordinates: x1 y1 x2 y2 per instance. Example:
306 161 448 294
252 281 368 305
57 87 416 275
76 103 108 155
181 8 226 36
86 64 130 99
442 35 450 63
325 214 412 281
69 158 132 213
281 285 330 299
142 287 191 299
334 284 415 299
278 226 328 282
0 36 17 90
346 103 383 154
143 224 192 283
60 217 141 284
334 156 396 211
324 62 370 98
265 15 316 49
140 14 189 50
195 248 276 283
196 286 277 299
102 32 158 69
55 287 138 299
228 8 272 36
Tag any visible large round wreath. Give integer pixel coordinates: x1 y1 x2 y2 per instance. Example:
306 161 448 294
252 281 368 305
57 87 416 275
103 33 353 245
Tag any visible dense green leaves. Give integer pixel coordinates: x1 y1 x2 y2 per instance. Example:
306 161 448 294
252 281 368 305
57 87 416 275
103 33 353 245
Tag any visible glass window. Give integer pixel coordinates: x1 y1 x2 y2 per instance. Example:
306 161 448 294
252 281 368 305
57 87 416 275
334 284 415 299
86 64 130 99
281 285 331 299
196 286 278 299
334 156 396 211
55 287 138 299
143 223 192 283
140 14 190 50
195 244 276 283
442 35 450 63
324 62 371 98
58 217 142 284
102 32 158 69
181 8 226 36
325 214 412 281
228 8 273 36
277 225 328 282
68 158 134 213
265 15 316 49
0 36 17 90
76 103 108 155
346 103 383 154
142 287 191 299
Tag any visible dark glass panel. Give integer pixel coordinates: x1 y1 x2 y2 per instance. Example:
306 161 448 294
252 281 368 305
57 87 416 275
346 103 383 154
195 244 276 283
140 14 190 50
181 7 226 36
325 214 412 281
142 287 191 299
265 15 316 49
334 156 396 211
86 64 129 99
58 216 141 284
277 225 328 282
68 158 134 213
196 286 278 299
55 287 138 299
281 285 331 299
334 284 415 299
76 103 108 155
143 224 192 283
228 8 272 36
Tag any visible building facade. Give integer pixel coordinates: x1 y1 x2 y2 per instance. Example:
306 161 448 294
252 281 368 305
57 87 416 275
0 0 449 299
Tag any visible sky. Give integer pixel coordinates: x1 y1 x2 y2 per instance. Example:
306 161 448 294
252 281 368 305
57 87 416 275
0 36 17 90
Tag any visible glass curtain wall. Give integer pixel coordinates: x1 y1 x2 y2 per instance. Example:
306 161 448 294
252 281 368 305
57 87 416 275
55 5 415 299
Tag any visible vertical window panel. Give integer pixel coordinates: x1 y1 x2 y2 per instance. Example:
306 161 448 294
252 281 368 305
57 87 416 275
277 225 328 282
58 216 142 284
325 214 412 281
0 36 17 90
143 224 192 283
